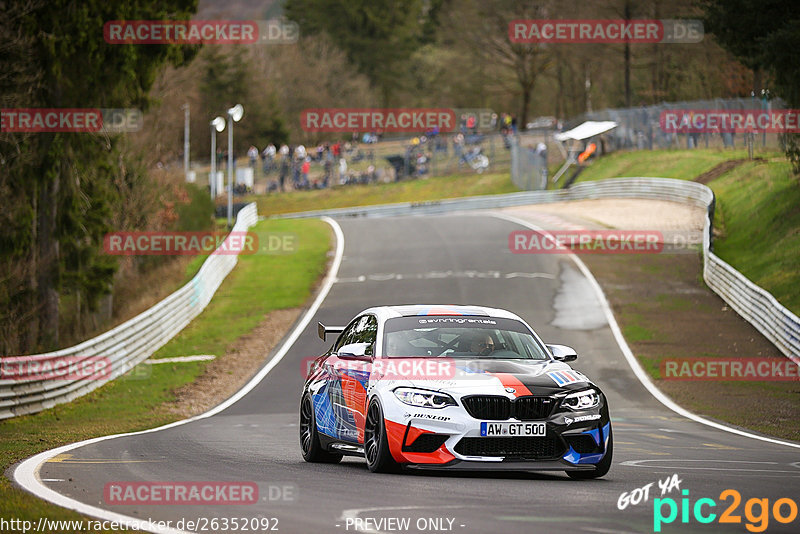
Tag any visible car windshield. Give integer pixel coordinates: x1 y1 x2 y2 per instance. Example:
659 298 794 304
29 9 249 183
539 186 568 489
382 316 549 360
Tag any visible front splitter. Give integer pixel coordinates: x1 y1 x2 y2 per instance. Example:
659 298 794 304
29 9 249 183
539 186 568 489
404 459 594 472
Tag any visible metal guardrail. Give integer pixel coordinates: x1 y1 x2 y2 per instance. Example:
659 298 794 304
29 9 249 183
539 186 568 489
276 178 710 219
277 178 800 361
0 203 259 420
5 180 794 421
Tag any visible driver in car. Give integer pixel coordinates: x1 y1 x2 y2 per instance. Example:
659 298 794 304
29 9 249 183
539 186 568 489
469 332 495 356
385 331 420 357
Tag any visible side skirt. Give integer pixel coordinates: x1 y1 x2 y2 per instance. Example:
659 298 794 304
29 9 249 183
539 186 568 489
319 433 364 457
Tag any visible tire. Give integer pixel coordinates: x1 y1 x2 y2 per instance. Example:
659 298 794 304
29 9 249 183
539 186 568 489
363 399 400 473
566 426 613 480
299 394 343 464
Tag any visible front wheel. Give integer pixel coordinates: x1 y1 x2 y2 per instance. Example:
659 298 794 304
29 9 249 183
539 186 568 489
566 427 613 480
300 394 342 464
363 400 400 473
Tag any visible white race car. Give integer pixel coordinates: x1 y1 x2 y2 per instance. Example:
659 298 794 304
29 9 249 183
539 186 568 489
300 305 612 478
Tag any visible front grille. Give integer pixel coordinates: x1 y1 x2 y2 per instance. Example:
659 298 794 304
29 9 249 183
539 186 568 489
462 395 555 420
454 436 561 459
565 434 598 454
462 396 511 420
404 433 449 453
515 397 555 420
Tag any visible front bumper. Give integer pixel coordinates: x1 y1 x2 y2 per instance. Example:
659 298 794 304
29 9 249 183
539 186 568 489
383 396 611 468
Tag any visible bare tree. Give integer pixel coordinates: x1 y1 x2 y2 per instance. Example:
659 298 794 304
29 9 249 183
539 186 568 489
445 0 553 128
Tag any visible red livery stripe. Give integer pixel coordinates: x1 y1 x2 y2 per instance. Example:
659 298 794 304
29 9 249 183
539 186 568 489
490 372 533 397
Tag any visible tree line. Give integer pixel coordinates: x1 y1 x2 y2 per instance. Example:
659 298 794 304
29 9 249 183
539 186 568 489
0 0 201 354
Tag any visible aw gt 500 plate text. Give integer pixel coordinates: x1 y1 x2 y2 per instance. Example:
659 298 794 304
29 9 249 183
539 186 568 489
480 422 546 436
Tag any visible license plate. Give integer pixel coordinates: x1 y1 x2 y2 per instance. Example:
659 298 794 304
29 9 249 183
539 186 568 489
480 422 546 436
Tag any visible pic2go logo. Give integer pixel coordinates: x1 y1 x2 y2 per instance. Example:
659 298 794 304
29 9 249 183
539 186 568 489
654 489 798 532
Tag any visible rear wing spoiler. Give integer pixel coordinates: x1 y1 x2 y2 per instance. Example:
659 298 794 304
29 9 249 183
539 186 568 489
318 322 345 341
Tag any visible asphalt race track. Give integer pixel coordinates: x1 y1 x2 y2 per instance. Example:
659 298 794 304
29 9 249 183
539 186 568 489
22 214 800 534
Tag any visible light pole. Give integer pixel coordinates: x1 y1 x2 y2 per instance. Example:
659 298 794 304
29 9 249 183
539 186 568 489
182 103 190 181
210 116 225 200
226 104 244 228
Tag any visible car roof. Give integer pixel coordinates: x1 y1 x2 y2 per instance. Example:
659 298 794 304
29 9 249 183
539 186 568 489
358 305 524 322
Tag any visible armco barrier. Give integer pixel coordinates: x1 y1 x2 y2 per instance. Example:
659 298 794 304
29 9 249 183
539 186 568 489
0 203 259 419
278 178 800 361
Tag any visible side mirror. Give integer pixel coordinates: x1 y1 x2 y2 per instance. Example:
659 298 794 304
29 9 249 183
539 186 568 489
547 344 578 362
337 342 373 361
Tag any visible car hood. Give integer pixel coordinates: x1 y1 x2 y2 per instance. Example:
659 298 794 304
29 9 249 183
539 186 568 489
399 358 593 396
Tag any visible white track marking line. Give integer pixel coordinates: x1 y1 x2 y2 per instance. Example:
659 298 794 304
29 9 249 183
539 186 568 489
13 217 345 534
490 212 800 451
582 528 639 534
16 209 800 533
143 355 216 364
621 459 800 473
335 271 555 283
505 272 556 279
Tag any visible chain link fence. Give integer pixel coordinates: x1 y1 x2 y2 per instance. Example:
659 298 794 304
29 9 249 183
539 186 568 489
510 134 550 190
251 132 515 192
363 132 512 181
571 96 786 152
510 97 789 190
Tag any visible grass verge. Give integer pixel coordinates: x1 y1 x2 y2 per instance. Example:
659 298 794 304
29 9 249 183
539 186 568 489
584 253 800 441
249 171 518 216
710 160 800 313
553 148 760 183
569 148 799 440
0 218 331 528
571 148 798 314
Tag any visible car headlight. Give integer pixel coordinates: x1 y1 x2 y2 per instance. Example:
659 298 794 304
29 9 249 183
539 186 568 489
393 387 457 409
560 388 601 411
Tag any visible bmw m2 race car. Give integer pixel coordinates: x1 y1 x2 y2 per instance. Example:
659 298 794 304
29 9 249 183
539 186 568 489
299 305 612 478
